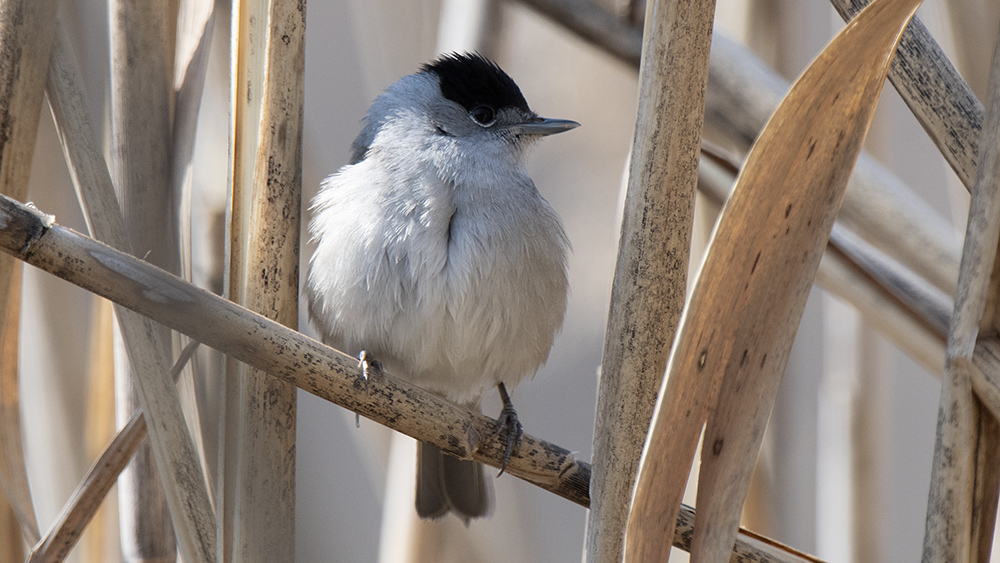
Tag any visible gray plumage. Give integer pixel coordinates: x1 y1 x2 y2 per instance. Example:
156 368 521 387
306 53 576 520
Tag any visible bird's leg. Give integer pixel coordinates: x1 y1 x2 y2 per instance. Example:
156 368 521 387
494 382 523 476
355 350 383 427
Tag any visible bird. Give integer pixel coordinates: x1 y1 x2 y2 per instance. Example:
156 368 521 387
306 52 577 521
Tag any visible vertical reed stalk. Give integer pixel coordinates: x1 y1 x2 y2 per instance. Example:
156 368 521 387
922 14 1000 562
221 0 304 561
586 0 713 561
0 0 58 549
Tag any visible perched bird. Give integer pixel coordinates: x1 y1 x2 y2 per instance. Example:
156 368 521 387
306 52 576 521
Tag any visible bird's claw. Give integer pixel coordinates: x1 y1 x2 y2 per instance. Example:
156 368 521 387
355 350 383 427
357 350 383 392
494 404 523 476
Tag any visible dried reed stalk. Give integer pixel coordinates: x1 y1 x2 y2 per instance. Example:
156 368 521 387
0 0 57 548
47 19 216 563
0 192 832 563
170 0 216 502
587 0 713 559
27 411 146 563
221 1 303 560
922 18 1000 563
625 1 922 561
515 0 642 67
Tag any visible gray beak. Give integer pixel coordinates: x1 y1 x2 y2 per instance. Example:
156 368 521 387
511 117 580 137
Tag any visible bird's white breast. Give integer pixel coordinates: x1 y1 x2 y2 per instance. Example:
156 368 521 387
307 142 568 404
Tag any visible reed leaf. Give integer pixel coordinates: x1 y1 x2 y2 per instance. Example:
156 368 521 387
699 151 950 374
830 0 983 190
705 35 962 297
624 0 921 561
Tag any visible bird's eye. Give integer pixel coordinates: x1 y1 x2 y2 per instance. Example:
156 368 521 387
470 105 496 125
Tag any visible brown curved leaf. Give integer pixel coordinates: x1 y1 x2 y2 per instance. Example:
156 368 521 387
624 0 923 561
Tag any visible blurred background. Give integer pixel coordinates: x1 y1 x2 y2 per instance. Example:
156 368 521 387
11 0 999 562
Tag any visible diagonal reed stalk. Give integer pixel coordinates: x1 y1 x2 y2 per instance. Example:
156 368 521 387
0 190 822 563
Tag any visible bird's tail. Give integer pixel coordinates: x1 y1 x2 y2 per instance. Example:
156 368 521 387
415 442 494 521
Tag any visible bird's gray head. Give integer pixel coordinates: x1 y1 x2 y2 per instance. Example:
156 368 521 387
350 53 579 169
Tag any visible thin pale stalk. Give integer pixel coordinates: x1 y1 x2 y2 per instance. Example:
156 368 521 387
220 1 265 555
0 193 834 563
48 20 216 563
27 411 146 563
922 11 1000 562
27 341 199 563
83 296 118 563
108 1 182 560
514 0 642 66
171 0 216 512
221 0 303 561
587 0 713 561
174 0 215 282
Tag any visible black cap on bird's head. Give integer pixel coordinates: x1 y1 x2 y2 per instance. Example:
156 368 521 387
421 52 580 138
421 53 530 115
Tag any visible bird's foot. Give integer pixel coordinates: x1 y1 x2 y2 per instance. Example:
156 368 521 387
357 350 383 391
355 350 383 427
494 382 523 476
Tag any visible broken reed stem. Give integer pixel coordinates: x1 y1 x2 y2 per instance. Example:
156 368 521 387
0 193 824 563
